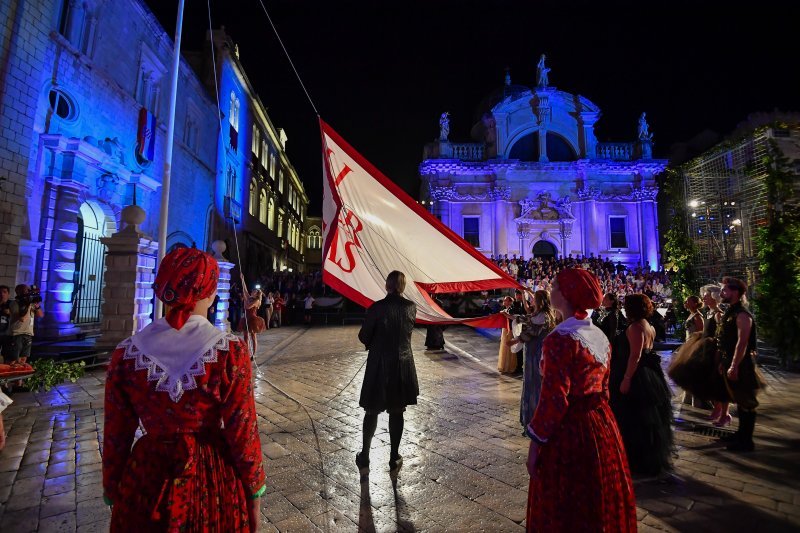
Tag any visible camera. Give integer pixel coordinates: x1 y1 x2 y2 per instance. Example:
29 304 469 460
17 285 42 307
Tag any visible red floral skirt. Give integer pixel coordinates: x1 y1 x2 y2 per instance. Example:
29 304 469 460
110 433 251 533
239 313 266 334
527 394 636 532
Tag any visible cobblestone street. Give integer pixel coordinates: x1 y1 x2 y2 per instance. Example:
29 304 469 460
1 324 799 532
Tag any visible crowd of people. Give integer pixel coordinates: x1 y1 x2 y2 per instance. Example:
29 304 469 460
228 270 325 334
491 253 673 304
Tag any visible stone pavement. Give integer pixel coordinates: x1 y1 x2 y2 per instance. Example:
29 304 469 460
0 324 798 532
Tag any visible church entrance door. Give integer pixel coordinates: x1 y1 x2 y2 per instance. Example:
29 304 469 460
532 240 557 259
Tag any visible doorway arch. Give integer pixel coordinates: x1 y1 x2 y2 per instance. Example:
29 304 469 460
532 240 557 259
72 201 116 324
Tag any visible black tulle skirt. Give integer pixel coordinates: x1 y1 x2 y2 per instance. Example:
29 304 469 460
610 347 674 477
668 332 731 403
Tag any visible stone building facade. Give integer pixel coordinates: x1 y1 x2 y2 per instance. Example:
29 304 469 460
193 29 309 284
0 1 308 339
420 64 668 269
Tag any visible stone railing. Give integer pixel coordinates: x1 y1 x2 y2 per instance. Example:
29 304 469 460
449 143 484 161
597 142 634 161
423 141 485 161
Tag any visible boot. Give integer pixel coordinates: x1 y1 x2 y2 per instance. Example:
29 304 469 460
727 411 755 452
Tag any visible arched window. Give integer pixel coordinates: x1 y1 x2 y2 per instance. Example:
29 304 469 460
229 91 239 131
307 226 322 249
259 190 267 225
249 178 258 217
267 197 275 231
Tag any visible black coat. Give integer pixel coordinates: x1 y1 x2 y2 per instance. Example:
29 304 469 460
358 293 418 411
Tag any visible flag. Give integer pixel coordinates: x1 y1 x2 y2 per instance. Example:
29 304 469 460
320 119 520 326
137 107 156 163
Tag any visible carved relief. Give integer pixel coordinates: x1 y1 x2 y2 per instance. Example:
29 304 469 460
429 184 510 202
518 192 574 221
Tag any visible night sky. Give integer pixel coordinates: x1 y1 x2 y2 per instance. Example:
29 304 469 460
145 1 799 213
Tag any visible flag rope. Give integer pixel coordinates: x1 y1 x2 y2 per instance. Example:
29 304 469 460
254 0 320 117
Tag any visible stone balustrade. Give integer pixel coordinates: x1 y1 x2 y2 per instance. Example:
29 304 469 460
597 142 635 160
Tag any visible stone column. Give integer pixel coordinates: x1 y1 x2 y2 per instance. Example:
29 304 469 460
211 240 234 332
97 205 158 348
494 200 508 256
40 182 84 338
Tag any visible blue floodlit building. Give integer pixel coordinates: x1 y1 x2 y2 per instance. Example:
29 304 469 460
420 66 668 269
0 1 307 339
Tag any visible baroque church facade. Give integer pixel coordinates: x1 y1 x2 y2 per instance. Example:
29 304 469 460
420 59 668 269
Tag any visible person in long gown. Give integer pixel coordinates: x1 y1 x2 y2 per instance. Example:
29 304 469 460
701 285 731 426
683 295 704 339
519 290 555 434
497 296 517 373
103 248 265 532
610 293 674 477
525 268 636 532
669 285 732 425
239 283 267 356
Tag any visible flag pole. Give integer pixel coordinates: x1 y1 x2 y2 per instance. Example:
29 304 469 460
155 0 186 319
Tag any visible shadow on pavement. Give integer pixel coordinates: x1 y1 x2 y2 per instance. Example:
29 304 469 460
636 471 797 531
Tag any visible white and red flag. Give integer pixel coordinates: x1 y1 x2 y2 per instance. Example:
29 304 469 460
320 119 520 327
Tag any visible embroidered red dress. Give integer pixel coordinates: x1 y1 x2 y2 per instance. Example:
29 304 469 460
103 322 265 532
526 329 636 532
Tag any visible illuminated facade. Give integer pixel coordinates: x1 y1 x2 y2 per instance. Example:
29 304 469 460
420 68 668 268
200 29 309 281
0 2 307 338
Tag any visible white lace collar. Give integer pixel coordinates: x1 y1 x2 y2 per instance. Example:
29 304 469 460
117 316 237 402
549 316 610 366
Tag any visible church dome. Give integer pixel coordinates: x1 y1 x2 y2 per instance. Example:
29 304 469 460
472 84 531 126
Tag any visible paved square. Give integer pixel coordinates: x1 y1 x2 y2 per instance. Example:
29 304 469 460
1 325 798 532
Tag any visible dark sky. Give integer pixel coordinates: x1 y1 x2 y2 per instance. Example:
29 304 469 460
145 1 799 213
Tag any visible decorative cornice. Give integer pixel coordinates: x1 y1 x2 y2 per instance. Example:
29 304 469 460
420 158 668 175
577 185 659 202
429 184 510 202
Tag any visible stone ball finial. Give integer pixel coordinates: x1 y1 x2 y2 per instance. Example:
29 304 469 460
211 240 227 260
121 205 146 229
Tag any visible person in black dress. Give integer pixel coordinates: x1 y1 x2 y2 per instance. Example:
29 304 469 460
610 293 674 477
356 271 418 474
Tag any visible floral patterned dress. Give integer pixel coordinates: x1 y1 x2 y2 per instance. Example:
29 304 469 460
103 333 265 532
526 332 636 532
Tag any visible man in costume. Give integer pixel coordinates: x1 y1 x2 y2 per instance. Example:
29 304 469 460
718 276 761 452
356 271 418 474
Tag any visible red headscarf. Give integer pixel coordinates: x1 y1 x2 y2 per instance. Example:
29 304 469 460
153 247 219 330
555 267 603 319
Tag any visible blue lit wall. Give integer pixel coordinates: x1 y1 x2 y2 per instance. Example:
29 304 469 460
0 0 220 336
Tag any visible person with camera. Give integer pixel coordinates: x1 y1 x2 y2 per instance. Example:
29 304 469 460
0 285 13 362
8 284 44 364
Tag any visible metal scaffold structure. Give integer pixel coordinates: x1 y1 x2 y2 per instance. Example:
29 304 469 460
681 129 772 287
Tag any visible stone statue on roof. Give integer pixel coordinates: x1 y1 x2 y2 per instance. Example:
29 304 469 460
638 112 653 141
439 112 450 141
536 54 550 88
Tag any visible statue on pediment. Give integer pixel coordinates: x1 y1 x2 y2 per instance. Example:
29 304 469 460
638 112 653 141
536 54 550 88
439 112 450 141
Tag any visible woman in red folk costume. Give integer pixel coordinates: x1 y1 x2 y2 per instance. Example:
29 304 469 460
103 248 265 532
525 268 636 532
